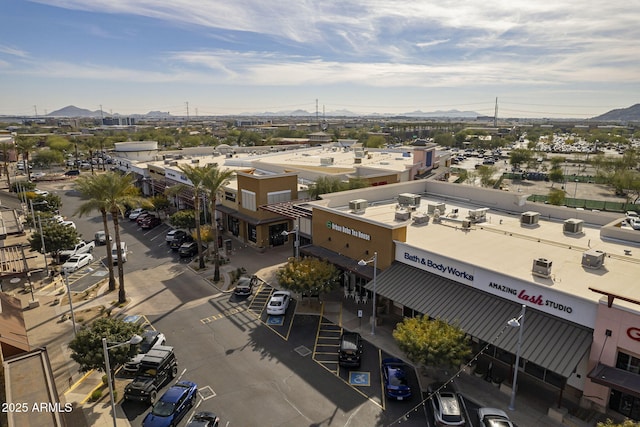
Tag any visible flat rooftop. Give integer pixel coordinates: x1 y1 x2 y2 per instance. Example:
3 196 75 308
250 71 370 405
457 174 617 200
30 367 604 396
333 194 639 306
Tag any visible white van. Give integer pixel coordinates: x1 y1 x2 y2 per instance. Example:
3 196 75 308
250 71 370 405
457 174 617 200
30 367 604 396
111 242 127 264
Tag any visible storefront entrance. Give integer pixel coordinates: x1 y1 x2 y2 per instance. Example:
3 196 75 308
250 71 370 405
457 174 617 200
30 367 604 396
269 223 287 247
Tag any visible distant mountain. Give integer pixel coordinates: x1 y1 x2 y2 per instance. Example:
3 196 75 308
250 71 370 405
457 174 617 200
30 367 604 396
47 105 101 117
401 109 479 118
591 104 640 121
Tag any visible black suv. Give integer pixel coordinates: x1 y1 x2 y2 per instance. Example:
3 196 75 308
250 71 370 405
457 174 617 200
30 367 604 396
338 331 363 368
124 345 177 404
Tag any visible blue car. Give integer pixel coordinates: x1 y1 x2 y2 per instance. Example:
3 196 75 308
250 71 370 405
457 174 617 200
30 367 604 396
381 358 412 400
142 381 198 427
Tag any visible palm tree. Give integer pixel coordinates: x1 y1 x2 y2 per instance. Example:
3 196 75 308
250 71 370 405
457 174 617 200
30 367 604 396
0 141 14 189
166 165 210 269
74 174 117 291
202 166 234 281
15 136 37 182
75 172 143 303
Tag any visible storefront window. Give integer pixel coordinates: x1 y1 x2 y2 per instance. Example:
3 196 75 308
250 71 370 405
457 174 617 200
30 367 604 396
248 224 257 243
617 351 640 374
610 390 640 421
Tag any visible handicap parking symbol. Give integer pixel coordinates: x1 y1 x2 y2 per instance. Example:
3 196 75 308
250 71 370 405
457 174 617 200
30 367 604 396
349 371 370 387
267 316 285 326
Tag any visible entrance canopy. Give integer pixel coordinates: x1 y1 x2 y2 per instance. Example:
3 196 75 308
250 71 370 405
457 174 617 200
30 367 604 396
589 364 640 398
366 262 593 378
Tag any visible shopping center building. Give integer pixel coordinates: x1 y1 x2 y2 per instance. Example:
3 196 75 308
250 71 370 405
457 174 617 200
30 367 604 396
299 180 640 421
110 140 640 420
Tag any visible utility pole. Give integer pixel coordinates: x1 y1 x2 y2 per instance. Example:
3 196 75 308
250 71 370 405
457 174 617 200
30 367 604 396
33 105 38 118
185 101 190 126
494 97 498 128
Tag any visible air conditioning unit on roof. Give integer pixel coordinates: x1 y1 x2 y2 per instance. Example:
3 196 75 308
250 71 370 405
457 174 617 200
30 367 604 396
398 193 421 208
521 211 540 226
563 218 584 234
532 258 552 278
349 199 368 213
582 249 605 269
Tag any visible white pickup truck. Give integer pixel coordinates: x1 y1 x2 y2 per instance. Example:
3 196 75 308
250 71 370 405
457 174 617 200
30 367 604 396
59 240 95 261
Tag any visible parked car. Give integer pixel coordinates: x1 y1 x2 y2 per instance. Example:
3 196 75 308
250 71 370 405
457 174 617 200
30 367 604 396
477 407 514 427
338 331 363 368
123 330 167 373
233 276 256 297
61 253 94 274
427 382 465 426
64 169 80 176
141 216 162 229
266 290 291 315
33 189 49 197
178 241 207 258
165 229 185 244
170 234 193 251
142 380 198 427
136 212 154 225
94 231 112 246
60 220 76 229
381 358 412 401
129 208 148 220
31 172 47 181
186 411 220 427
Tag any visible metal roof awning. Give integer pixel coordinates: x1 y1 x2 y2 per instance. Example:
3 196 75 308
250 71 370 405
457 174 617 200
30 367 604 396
300 245 378 280
259 201 314 220
588 363 640 398
217 205 284 226
365 262 593 378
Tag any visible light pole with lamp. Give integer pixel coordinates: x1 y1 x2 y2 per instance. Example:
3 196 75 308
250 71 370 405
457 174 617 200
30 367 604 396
508 304 526 411
358 252 377 335
103 334 143 427
281 226 300 260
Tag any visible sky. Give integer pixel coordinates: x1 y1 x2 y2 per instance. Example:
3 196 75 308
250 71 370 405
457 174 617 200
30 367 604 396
1 0 639 119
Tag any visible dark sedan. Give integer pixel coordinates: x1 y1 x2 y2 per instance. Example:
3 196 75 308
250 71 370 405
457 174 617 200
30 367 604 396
179 241 207 258
141 216 162 229
170 233 194 251
381 358 412 401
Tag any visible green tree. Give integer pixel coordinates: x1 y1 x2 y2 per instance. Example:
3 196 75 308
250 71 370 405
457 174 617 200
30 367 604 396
549 168 564 186
46 135 73 153
434 132 454 147
15 136 37 182
202 164 235 281
476 165 496 187
597 419 640 427
75 173 144 302
28 221 79 262
393 315 471 370
150 195 170 217
0 141 13 188
166 165 211 269
365 135 386 148
547 188 566 206
68 318 144 374
509 148 532 170
33 149 64 169
309 176 347 200
276 258 339 299
169 210 196 230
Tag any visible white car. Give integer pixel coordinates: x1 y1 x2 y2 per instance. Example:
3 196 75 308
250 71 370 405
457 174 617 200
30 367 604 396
266 290 292 316
31 172 47 181
62 253 94 273
60 220 76 229
627 217 640 230
33 189 49 197
128 208 147 220
477 407 515 427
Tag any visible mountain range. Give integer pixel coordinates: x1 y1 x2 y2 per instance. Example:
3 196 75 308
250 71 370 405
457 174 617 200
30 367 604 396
39 103 640 121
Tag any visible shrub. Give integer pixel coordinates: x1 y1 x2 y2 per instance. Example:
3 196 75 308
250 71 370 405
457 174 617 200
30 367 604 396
90 388 103 402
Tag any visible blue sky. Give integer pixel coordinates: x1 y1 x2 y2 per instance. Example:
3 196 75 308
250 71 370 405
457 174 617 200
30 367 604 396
1 0 639 118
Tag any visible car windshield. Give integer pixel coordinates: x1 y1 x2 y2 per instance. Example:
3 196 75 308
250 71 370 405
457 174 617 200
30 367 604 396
139 337 154 353
387 367 407 386
270 300 282 307
151 400 176 417
440 393 461 417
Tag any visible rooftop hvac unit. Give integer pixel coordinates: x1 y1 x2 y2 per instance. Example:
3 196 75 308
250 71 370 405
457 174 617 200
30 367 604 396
191 159 199 164
398 193 421 208
521 211 540 226
413 212 430 225
349 199 368 213
320 157 334 165
461 220 471 229
563 218 584 234
354 158 362 164
354 150 365 158
468 208 489 223
532 258 552 278
395 209 411 221
169 161 178 166
582 249 605 269
427 202 446 215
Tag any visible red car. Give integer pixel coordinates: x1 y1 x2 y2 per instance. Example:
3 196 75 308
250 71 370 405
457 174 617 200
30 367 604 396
141 216 162 229
136 212 153 225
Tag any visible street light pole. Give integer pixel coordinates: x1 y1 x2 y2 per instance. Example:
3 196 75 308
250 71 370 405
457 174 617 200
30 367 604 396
508 304 526 411
103 335 143 427
358 252 378 335
37 213 48 277
281 226 300 260
62 272 77 336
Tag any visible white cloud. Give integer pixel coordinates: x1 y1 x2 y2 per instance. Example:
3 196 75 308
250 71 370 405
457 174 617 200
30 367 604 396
0 45 29 58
